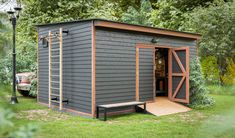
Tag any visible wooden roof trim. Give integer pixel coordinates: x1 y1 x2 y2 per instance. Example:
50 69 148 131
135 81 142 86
94 21 201 40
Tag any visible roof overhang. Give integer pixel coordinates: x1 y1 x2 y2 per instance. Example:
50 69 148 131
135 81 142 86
36 19 201 40
94 20 201 40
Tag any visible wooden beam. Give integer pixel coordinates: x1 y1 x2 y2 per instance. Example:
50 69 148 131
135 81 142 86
153 48 156 101
95 21 201 40
172 76 186 98
136 48 139 101
48 31 52 108
137 44 173 49
172 51 186 73
172 73 185 76
168 48 173 100
91 21 96 117
186 47 190 103
36 32 39 103
59 28 63 110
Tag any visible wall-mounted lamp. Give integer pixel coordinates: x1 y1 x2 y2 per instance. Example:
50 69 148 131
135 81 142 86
40 36 49 48
151 38 158 43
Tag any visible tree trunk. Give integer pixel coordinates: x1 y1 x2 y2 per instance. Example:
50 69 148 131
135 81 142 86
217 57 227 86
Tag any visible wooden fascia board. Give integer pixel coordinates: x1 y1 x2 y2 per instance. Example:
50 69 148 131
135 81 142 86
94 21 201 40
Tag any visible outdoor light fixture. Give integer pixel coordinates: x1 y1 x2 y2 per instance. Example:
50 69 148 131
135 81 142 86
42 37 49 48
151 38 159 43
6 0 22 104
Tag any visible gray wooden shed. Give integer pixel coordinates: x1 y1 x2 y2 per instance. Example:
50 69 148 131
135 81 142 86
37 19 201 117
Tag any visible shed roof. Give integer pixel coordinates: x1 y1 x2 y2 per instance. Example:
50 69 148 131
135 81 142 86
36 18 201 40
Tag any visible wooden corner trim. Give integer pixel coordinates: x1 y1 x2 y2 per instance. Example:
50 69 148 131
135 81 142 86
136 48 139 101
91 21 96 117
168 48 173 100
186 47 190 103
36 33 39 102
94 21 201 40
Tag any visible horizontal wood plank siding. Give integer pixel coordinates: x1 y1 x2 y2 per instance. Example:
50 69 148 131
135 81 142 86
38 21 92 113
95 27 197 105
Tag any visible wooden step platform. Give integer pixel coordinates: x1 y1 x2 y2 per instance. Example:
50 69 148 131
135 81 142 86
140 97 191 116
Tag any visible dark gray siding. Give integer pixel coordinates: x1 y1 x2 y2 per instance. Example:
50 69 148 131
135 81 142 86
95 27 197 105
139 48 154 101
38 21 92 113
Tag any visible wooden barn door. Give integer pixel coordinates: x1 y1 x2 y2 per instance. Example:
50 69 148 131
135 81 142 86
136 46 155 102
168 47 189 103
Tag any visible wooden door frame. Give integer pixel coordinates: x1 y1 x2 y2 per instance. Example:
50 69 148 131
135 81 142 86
135 44 190 103
136 44 173 102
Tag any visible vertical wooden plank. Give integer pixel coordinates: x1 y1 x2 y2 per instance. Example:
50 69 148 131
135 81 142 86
91 21 96 117
153 48 156 101
59 28 63 110
196 39 199 56
168 48 172 100
48 31 52 108
186 47 190 103
36 33 39 103
135 48 139 101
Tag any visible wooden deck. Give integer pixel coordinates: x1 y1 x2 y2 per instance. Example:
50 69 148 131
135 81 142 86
140 97 191 116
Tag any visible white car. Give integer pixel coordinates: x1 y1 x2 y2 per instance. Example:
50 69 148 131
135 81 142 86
16 72 34 96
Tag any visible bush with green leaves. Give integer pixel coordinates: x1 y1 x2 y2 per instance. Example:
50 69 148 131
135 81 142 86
222 58 235 85
0 34 37 85
200 56 220 84
28 73 37 97
189 58 214 108
0 108 38 138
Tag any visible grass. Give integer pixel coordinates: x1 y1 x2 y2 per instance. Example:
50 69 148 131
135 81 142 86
207 84 235 95
1 85 235 138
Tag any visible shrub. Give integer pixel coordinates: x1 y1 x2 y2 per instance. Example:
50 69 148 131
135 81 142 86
222 59 235 85
207 85 235 95
0 108 38 138
28 73 37 97
189 58 215 108
200 56 220 84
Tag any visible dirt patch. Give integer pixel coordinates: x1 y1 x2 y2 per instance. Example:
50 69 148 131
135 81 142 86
16 109 69 121
166 111 208 123
178 112 207 122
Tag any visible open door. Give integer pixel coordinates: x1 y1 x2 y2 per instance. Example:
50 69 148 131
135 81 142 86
168 47 189 103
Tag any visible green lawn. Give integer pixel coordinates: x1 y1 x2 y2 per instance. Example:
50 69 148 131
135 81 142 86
1 87 235 138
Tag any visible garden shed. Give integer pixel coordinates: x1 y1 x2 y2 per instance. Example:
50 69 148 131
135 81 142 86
37 19 200 118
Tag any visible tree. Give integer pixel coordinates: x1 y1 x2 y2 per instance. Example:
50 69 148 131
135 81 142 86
183 0 235 85
0 13 11 57
121 0 153 26
151 0 184 30
150 0 215 30
87 0 122 21
18 0 94 40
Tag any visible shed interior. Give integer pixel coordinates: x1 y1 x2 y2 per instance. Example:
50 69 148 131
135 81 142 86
155 48 168 97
